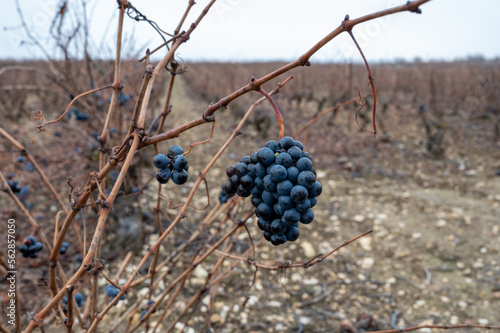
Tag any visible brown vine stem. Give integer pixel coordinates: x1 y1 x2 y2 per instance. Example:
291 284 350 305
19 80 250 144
346 28 377 136
292 95 365 137
257 87 285 140
373 323 500 333
215 229 373 270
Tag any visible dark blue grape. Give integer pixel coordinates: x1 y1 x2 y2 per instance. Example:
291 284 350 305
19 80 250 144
256 202 273 220
309 197 317 207
279 136 295 150
297 171 316 189
290 185 308 203
172 169 188 185
270 219 286 234
295 199 311 213
226 165 236 177
276 153 292 168
300 209 315 224
234 163 247 175
265 140 279 152
230 174 239 185
270 234 280 246
257 218 269 231
287 146 303 161
272 191 280 199
276 233 288 244
278 195 294 210
274 203 285 215
74 293 84 307
257 147 275 166
224 181 237 194
172 155 188 171
294 140 304 150
250 152 259 164
251 196 263 207
269 165 287 182
33 242 43 252
296 157 313 171
19 244 28 254
17 156 25 163
105 285 117 297
308 181 323 198
287 166 300 183
153 154 169 169
236 185 251 197
254 177 264 191
277 180 293 196
302 151 313 160
246 164 256 177
156 168 171 184
240 175 254 190
60 242 69 254
250 186 262 196
263 175 277 192
283 208 300 225
261 190 276 205
240 156 251 164
255 163 267 178
286 227 300 241
263 230 272 241
167 145 183 159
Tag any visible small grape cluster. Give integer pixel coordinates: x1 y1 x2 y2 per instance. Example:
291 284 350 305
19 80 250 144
19 236 43 258
59 241 69 254
153 145 189 185
223 136 322 246
105 284 126 305
140 300 156 320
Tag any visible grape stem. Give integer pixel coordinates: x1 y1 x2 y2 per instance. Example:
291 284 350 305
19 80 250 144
257 88 285 140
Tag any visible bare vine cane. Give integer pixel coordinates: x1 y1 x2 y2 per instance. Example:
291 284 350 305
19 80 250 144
257 85 285 140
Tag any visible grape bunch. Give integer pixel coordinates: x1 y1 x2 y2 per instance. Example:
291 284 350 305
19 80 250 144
19 236 43 258
223 136 322 246
153 145 189 185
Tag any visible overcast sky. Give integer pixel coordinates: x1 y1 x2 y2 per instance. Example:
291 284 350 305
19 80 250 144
1 0 498 63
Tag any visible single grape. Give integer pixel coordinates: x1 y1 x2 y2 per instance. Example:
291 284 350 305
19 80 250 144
264 140 279 152
278 195 294 210
286 227 300 241
172 155 188 171
254 177 264 191
276 153 293 168
287 166 300 183
234 163 247 175
275 233 288 244
172 169 188 185
283 208 301 225
290 185 308 203
263 230 272 241
294 140 304 150
240 174 255 190
236 184 251 197
296 157 313 171
300 209 315 224
17 156 25 163
263 175 277 192
224 181 237 194
277 180 293 196
269 164 287 183
261 190 276 205
295 199 311 213
250 152 259 164
255 163 267 178
167 145 183 159
240 156 251 164
287 146 303 161
297 171 316 189
274 202 285 215
257 147 275 166
309 197 317 207
251 195 263 207
153 154 169 169
279 136 295 150
156 168 171 184
257 218 269 231
270 219 286 234
308 181 323 198
226 165 236 177
256 202 273 220
302 151 313 160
